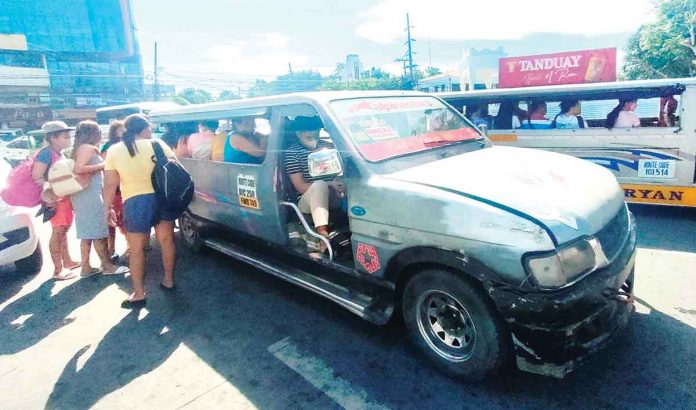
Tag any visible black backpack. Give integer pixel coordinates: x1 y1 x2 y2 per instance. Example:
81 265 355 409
151 141 194 216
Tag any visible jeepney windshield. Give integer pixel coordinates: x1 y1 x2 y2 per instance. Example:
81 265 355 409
330 96 482 162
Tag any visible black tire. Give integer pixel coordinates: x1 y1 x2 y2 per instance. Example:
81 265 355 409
15 241 43 274
178 212 204 253
402 268 511 381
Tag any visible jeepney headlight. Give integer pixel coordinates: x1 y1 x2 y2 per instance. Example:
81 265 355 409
524 237 607 288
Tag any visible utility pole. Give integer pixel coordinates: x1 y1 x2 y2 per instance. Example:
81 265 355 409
406 13 415 88
428 38 432 68
153 41 160 101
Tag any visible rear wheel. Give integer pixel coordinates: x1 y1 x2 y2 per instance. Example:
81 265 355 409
15 241 42 274
179 212 204 253
402 268 511 381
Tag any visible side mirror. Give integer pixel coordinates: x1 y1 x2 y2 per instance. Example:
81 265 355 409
478 124 488 136
308 148 343 178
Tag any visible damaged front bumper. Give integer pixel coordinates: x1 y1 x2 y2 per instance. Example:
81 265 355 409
488 216 637 378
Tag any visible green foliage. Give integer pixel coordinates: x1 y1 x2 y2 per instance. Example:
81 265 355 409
622 0 696 79
176 88 213 104
424 67 443 77
217 90 240 101
248 70 324 96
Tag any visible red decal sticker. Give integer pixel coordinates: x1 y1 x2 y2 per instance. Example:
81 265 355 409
356 243 381 274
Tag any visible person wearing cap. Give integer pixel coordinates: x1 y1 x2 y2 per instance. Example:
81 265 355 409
32 120 80 280
223 116 268 164
284 116 345 254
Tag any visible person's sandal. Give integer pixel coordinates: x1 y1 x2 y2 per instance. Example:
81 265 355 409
121 298 146 309
80 267 101 278
103 266 129 275
53 271 77 281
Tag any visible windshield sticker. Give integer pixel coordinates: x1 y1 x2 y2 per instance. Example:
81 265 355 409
237 174 259 209
356 243 381 273
359 128 480 162
364 126 399 140
637 159 676 178
346 99 438 114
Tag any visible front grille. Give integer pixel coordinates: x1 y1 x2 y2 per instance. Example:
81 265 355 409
595 206 629 261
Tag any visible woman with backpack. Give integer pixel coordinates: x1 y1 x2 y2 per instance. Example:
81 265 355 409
70 120 129 278
32 121 81 280
103 114 178 309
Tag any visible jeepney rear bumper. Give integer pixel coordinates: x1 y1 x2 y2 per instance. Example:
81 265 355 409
487 217 637 378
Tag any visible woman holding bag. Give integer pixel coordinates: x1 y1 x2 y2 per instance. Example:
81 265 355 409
31 121 80 280
71 120 129 277
103 114 178 309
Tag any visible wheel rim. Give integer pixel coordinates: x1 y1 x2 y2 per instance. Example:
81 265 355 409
180 214 197 244
416 290 477 362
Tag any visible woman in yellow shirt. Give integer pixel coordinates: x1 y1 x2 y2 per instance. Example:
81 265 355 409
103 114 178 309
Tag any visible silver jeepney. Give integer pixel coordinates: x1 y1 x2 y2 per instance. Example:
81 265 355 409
150 91 637 380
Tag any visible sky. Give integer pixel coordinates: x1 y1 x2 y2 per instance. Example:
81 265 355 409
131 0 656 94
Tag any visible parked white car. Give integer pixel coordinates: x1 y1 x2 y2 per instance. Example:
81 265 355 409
0 159 42 273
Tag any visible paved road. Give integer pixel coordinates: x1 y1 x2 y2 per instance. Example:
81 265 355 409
0 204 694 409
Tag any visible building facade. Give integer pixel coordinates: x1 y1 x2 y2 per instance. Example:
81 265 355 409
0 0 144 127
459 46 507 90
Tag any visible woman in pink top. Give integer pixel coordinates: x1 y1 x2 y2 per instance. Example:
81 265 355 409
184 120 218 160
606 99 640 129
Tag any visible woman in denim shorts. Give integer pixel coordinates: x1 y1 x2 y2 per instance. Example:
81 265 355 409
103 114 178 309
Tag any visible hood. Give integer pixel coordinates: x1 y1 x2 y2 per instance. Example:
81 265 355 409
384 146 624 244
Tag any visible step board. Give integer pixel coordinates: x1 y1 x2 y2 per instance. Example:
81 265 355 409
203 238 392 324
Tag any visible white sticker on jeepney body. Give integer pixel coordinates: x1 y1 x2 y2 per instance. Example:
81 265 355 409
637 159 676 178
237 174 259 209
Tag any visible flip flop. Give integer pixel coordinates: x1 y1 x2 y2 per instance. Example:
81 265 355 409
103 266 130 275
121 298 146 309
159 282 176 291
80 267 101 278
53 271 77 281
64 262 81 270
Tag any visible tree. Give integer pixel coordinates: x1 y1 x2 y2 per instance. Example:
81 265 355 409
217 90 240 101
424 67 442 77
248 70 324 96
175 88 213 104
622 0 696 79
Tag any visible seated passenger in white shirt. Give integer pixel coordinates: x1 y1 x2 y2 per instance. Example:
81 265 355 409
606 99 641 129
552 99 588 129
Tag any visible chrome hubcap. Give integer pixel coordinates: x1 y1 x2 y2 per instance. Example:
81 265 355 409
416 290 476 362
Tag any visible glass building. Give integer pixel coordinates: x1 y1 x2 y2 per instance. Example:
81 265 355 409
0 0 144 110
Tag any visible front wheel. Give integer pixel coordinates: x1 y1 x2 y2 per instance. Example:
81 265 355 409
15 241 43 274
402 269 511 381
178 212 204 253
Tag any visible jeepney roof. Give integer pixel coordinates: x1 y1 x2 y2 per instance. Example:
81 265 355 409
438 77 696 103
149 90 429 123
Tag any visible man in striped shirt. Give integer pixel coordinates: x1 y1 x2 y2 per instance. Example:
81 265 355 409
284 116 345 249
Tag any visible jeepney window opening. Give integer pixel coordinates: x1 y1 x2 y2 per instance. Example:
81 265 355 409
459 93 682 130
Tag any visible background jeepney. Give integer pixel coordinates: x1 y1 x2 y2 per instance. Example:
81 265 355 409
439 78 696 207
150 91 636 380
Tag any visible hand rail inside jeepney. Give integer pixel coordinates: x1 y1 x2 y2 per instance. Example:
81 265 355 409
279 201 334 261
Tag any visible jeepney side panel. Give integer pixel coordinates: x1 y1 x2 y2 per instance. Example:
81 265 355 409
182 109 289 245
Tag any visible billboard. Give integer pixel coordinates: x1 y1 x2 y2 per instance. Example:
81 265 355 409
499 48 616 88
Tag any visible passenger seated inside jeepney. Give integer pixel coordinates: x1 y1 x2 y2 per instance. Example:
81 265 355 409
659 95 678 127
465 104 491 128
223 116 269 164
284 116 345 254
493 101 522 129
519 100 552 129
185 120 217 160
